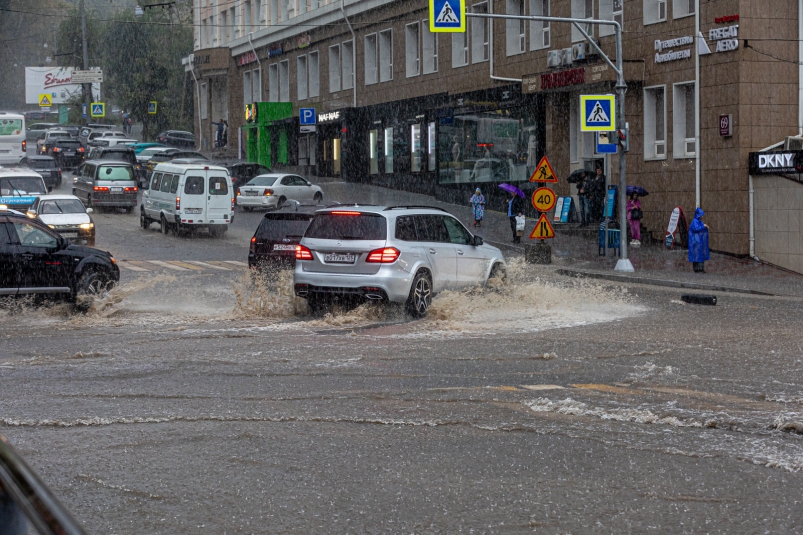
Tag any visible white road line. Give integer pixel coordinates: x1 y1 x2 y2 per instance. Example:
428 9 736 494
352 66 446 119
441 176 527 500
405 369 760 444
118 261 151 272
222 260 249 267
186 260 231 271
147 260 190 271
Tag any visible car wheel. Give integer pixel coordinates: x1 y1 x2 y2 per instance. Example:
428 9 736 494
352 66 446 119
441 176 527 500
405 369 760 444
243 206 252 212
122 206 133 214
488 263 508 286
74 270 111 312
140 210 150 229
405 271 432 318
313 192 323 203
160 215 169 235
278 196 286 207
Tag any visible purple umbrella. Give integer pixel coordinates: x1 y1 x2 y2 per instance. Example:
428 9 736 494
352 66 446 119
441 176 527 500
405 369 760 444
498 183 526 198
626 185 649 197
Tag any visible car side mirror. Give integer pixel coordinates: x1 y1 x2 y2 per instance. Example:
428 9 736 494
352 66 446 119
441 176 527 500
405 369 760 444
85 208 93 213
473 235 484 247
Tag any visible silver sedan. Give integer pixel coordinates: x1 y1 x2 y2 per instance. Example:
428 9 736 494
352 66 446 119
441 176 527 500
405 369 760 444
236 173 323 212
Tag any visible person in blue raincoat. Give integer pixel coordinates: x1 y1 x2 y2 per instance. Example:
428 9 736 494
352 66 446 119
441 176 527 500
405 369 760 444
469 188 485 227
688 207 710 273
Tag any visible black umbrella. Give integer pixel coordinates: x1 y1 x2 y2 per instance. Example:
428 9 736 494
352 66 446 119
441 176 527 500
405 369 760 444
626 186 649 197
566 169 588 184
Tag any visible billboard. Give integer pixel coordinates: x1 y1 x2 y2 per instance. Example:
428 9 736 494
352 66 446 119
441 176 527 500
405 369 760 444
24 67 100 105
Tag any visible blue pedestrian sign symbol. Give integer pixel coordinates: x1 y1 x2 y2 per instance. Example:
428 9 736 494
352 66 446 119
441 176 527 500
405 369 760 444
429 0 465 32
580 95 615 132
90 102 105 118
299 108 316 125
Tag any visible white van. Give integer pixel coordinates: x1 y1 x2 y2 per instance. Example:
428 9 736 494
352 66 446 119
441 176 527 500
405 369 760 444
140 162 233 237
0 113 27 165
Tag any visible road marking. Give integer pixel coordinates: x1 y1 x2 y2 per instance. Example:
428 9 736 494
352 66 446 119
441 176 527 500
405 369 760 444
570 384 637 395
205 260 244 270
520 385 566 391
118 261 151 272
185 260 232 270
165 261 204 271
222 260 249 267
147 260 190 271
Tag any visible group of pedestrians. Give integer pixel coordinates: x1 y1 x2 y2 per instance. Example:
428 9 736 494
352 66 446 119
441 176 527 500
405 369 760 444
469 189 525 244
576 167 607 227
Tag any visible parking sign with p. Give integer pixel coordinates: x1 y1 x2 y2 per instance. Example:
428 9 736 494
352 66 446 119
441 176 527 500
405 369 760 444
300 108 316 125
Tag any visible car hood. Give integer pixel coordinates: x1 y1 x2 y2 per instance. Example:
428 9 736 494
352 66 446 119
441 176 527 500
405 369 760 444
39 213 91 226
66 244 112 259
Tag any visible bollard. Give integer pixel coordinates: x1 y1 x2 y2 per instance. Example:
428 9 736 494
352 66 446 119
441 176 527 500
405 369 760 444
525 241 551 264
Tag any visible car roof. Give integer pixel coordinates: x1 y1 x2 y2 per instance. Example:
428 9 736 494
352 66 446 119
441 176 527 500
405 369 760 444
266 202 331 216
32 194 83 202
46 130 71 134
314 205 449 216
154 162 228 171
26 155 55 160
83 159 133 166
0 168 45 178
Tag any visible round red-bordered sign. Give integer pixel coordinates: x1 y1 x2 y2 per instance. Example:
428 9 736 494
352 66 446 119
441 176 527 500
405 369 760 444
531 187 557 212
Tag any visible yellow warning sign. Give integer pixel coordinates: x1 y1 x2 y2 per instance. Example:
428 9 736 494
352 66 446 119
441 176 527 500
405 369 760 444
529 213 555 240
38 94 52 107
529 155 558 183
531 187 557 212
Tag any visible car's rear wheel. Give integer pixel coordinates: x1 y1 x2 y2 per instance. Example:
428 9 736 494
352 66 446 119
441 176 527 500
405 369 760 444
140 210 150 229
488 263 507 286
160 215 169 235
74 270 112 312
313 192 323 203
243 206 252 212
406 271 432 318
278 196 286 207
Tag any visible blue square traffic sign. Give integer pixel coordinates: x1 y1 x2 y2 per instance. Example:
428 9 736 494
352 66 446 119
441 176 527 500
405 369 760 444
429 0 465 32
299 108 316 125
596 132 618 154
580 95 615 132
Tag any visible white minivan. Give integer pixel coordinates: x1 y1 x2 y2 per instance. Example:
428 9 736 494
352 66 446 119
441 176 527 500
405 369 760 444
0 113 27 165
140 162 233 237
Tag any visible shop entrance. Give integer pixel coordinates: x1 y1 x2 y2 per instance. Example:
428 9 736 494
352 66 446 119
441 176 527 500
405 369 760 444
323 138 341 176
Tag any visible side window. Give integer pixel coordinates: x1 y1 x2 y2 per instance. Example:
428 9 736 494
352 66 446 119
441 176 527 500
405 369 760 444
0 222 11 245
209 176 228 195
415 215 450 242
12 221 58 248
395 216 418 241
443 217 473 245
184 176 205 195
85 164 96 180
151 172 163 191
170 175 180 194
160 174 173 193
280 176 294 186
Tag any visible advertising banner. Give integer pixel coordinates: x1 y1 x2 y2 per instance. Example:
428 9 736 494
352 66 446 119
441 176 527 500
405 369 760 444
25 67 100 105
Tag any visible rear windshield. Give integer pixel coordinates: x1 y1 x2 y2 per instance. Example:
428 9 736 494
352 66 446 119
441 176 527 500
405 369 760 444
305 213 387 240
257 214 314 241
209 176 228 195
0 119 23 136
49 132 71 139
140 148 166 157
40 199 86 214
100 151 135 164
96 166 134 181
246 176 278 187
184 176 204 195
55 140 81 148
0 176 47 196
27 159 54 169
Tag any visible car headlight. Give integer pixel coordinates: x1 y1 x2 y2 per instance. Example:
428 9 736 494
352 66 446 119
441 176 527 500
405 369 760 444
79 223 94 229
47 224 55 229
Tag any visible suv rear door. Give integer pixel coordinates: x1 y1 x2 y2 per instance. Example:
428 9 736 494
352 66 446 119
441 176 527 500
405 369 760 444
207 173 231 222
301 212 388 275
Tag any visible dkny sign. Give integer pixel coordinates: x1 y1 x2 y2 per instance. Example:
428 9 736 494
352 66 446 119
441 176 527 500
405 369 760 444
748 151 803 175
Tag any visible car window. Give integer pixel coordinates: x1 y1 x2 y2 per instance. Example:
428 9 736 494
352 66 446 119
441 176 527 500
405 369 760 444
0 177 47 196
40 201 59 214
256 214 314 241
246 176 278 187
169 175 180 194
443 217 473 245
305 213 387 240
0 223 10 245
291 176 309 186
280 176 294 186
415 215 450 243
98 166 134 181
209 176 228 195
12 221 58 248
184 176 204 195
160 174 173 193
41 199 86 214
151 173 163 191
29 160 53 170
395 216 418 241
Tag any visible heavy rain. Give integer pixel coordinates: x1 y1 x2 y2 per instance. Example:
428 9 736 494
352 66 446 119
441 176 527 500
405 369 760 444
1 1 803 534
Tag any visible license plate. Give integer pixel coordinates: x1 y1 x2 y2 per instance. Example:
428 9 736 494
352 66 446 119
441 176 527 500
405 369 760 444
324 253 356 264
185 208 202 214
61 232 78 238
273 244 296 251
110 187 123 194
245 191 259 196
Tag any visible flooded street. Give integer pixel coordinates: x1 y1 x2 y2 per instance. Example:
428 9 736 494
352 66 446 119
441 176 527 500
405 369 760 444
2 259 803 533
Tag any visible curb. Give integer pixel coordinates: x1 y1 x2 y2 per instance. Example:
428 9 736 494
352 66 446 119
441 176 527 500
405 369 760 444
555 268 776 296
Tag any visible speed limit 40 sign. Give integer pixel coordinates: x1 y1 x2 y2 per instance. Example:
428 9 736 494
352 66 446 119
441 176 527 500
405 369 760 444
531 187 557 212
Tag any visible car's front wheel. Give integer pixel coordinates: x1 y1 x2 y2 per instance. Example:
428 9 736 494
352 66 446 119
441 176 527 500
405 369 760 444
74 270 112 312
405 271 432 318
313 192 323 203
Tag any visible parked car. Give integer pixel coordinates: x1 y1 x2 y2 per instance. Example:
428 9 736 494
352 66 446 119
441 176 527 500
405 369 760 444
85 146 143 184
225 161 272 189
0 168 50 211
72 160 139 212
36 130 72 154
48 138 85 169
27 194 95 246
145 149 207 178
248 204 322 269
236 173 323 212
20 155 62 188
155 130 195 148
0 204 118 309
293 206 507 317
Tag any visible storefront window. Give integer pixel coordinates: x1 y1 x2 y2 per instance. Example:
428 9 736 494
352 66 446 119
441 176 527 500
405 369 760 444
428 122 436 171
369 129 379 174
384 127 394 173
333 138 341 175
438 108 539 184
411 124 422 172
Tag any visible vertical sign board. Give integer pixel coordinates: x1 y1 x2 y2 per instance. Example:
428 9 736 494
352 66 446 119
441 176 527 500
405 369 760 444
580 95 616 132
596 131 618 154
560 197 572 223
720 114 733 137
90 102 105 118
148 101 158 115
604 187 617 218
429 0 465 32
553 197 565 222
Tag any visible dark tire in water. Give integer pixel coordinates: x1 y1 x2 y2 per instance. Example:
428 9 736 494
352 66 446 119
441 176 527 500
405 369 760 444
140 210 150 229
160 215 169 235
313 192 323 202
405 271 432 318
74 271 111 312
488 263 507 285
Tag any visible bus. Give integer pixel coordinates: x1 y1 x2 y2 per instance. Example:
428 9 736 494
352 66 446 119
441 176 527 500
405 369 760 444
0 112 26 165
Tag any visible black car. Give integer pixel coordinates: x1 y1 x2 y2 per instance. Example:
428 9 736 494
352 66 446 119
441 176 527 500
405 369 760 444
20 156 62 188
86 146 142 184
146 150 207 178
248 204 324 269
0 207 119 310
49 138 85 169
155 130 195 148
225 162 272 190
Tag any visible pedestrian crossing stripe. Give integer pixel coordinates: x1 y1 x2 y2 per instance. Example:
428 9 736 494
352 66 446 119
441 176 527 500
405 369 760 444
580 95 615 132
529 213 555 240
117 260 248 272
529 155 558 183
429 0 465 32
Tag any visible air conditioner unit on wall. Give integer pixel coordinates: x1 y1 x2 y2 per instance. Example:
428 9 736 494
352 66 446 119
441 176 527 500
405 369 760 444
561 48 573 66
572 43 587 62
547 50 561 69
784 136 803 150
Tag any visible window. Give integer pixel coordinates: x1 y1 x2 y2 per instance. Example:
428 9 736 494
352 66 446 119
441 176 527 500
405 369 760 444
200 83 208 119
201 19 208 48
384 127 394 173
395 216 417 241
297 56 308 100
506 0 526 56
414 215 449 242
369 129 379 174
220 11 227 42
160 173 173 193
252 68 261 102
229 8 236 40
673 0 693 18
599 0 621 37
673 82 696 158
244 0 252 31
364 34 378 85
184 176 205 194
529 0 550 49
270 0 278 24
268 63 279 101
422 21 438 74
471 2 489 63
570 97 578 163
342 40 354 90
428 121 436 171
379 29 393 82
411 124 422 172
571 0 594 42
12 222 58 248
452 31 469 68
644 85 667 159
644 0 666 24
309 51 320 97
329 44 341 92
255 0 262 28
243 71 252 105
209 176 229 195
406 22 420 77
279 60 289 101
443 217 473 245
151 173 163 191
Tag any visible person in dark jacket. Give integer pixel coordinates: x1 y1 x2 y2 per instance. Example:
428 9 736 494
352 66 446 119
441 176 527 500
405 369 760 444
507 192 523 243
688 207 710 272
590 167 606 222
576 170 591 226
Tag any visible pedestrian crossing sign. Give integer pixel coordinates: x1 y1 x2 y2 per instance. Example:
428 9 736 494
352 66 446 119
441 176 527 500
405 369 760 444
529 213 555 240
90 102 105 118
429 0 465 32
148 101 158 115
38 94 52 107
580 94 615 132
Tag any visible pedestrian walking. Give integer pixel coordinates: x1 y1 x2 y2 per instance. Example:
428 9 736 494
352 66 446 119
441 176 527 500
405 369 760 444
576 170 591 226
688 207 710 273
469 188 485 227
507 193 523 243
222 120 229 147
627 192 643 245
515 211 526 242
211 119 225 148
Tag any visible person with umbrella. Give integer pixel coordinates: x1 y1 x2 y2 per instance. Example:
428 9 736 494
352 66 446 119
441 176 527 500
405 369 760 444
501 187 524 243
627 191 643 246
590 167 606 222
469 188 486 227
688 207 710 273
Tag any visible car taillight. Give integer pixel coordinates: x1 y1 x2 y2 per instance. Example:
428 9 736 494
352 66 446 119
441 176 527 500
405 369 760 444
295 245 313 260
124 187 138 193
21 140 26 153
57 170 62 179
236 190 241 196
176 196 180 210
366 247 400 263
78 147 84 153
52 147 60 153
93 186 109 192
263 188 273 196
331 211 361 216
250 236 257 252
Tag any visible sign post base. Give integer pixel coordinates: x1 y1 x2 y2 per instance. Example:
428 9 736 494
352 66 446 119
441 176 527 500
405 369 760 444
525 242 551 264
614 258 634 272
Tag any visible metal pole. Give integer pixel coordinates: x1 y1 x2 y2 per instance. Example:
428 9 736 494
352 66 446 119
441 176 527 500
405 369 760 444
613 24 632 271
80 0 90 125
695 0 701 208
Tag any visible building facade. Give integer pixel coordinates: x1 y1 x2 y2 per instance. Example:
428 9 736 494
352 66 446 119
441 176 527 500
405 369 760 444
184 0 802 262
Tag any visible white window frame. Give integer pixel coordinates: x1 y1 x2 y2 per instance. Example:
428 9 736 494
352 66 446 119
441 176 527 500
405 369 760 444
529 0 550 50
571 0 594 42
471 2 489 63
279 60 289 102
379 29 393 82
309 50 320 97
598 0 619 37
672 0 694 19
220 10 227 43
268 63 279 101
405 22 421 78
364 33 378 85
422 20 438 74
452 31 469 68
244 0 252 31
643 0 666 25
297 55 308 100
342 40 354 90
644 85 667 160
329 44 341 93
506 0 526 56
672 81 696 158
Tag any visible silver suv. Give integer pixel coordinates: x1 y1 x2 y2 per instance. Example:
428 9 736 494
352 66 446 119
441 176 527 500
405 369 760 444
293 206 506 317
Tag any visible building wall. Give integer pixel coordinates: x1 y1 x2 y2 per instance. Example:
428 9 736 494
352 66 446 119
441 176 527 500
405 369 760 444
754 174 803 273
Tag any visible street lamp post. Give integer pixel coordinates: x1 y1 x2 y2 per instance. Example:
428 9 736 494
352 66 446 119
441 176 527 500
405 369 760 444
80 0 90 125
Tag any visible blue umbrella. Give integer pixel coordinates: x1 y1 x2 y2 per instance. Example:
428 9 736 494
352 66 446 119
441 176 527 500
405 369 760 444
626 185 649 196
498 183 526 198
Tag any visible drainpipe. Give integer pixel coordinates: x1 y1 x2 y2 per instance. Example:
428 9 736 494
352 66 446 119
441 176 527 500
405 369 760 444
489 0 521 82
340 0 357 108
189 61 203 151
749 173 759 261
248 32 262 100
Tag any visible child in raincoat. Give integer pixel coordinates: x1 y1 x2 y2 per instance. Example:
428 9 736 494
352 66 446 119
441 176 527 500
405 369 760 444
469 188 485 227
688 207 710 273
515 211 526 242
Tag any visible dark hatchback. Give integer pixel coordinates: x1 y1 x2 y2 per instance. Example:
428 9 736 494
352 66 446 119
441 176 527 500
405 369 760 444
0 208 119 309
50 138 85 169
248 205 322 269
21 156 62 188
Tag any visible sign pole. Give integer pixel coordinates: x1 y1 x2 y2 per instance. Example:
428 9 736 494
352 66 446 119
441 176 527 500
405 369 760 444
613 23 633 272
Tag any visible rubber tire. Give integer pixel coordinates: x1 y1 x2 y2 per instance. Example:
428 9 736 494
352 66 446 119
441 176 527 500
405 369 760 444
243 206 253 212
488 263 508 285
160 215 169 235
405 271 433 318
122 206 132 214
278 196 286 207
313 192 323 203
140 211 150 230
74 270 110 312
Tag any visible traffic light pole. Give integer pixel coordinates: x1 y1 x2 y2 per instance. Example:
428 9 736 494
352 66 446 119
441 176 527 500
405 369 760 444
466 13 633 272
80 0 90 125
